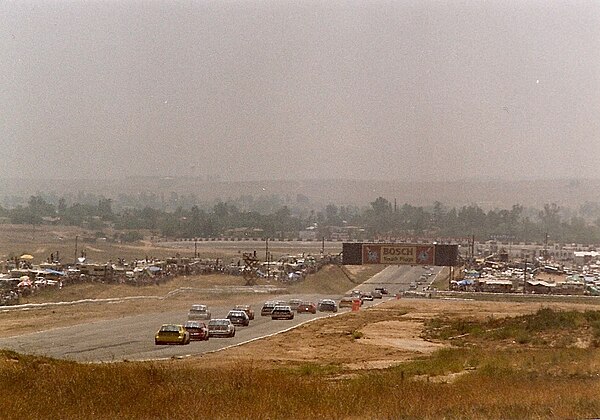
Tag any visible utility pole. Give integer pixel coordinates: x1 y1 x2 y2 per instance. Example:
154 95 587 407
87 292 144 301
321 236 325 255
523 256 527 294
194 239 198 258
468 234 475 267
74 235 78 263
265 237 269 279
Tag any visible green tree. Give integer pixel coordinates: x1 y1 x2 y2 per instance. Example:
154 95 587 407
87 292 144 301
324 204 342 226
365 197 394 236
97 198 114 221
539 203 561 241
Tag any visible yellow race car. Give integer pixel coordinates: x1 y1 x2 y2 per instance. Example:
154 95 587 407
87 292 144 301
155 324 190 345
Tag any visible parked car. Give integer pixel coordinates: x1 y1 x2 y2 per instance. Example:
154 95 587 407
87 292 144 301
374 287 389 295
288 298 303 311
371 289 383 299
317 299 338 312
155 324 190 345
297 301 317 314
187 304 211 320
271 305 295 320
234 304 255 320
208 319 236 338
183 320 209 341
261 301 277 316
227 310 250 326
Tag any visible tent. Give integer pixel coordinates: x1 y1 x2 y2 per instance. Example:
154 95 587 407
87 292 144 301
19 254 34 260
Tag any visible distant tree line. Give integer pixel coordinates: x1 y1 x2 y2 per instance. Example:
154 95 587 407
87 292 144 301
2 195 600 245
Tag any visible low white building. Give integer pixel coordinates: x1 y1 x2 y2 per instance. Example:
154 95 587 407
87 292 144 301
574 251 600 266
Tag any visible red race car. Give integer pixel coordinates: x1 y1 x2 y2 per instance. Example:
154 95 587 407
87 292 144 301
183 320 209 341
297 301 317 314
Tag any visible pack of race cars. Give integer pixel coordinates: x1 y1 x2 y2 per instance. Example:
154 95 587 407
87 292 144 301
155 289 389 345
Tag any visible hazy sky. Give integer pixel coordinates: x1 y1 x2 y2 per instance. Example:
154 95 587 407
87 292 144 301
2 1 599 182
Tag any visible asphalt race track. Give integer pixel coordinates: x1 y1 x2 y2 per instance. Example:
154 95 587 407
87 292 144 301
0 265 441 362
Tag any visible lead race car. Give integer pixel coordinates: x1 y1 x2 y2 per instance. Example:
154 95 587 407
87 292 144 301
155 324 190 345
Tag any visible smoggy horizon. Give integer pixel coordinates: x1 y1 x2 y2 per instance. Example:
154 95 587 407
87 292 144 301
2 1 599 182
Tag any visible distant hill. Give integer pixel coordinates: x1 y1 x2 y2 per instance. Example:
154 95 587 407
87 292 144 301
1 177 598 209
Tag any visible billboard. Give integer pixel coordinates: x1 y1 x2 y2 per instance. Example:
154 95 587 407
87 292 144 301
342 242 459 266
362 244 434 265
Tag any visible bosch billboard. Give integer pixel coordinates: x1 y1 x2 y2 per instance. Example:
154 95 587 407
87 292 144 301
342 242 459 266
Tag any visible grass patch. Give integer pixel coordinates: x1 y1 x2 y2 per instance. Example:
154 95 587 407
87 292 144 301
290 362 342 376
407 347 481 375
351 329 364 339
424 307 600 349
